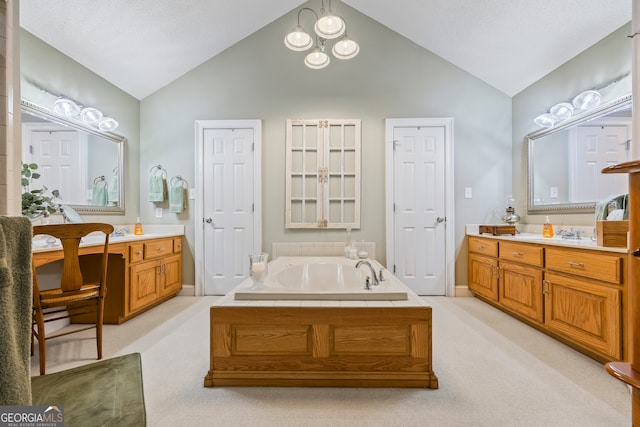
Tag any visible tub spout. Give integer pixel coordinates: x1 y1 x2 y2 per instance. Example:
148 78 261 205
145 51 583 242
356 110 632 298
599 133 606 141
356 260 379 287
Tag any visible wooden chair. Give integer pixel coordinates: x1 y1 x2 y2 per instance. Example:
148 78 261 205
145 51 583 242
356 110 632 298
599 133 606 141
31 223 114 375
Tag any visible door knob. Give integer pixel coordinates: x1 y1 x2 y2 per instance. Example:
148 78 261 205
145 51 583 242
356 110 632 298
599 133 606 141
436 217 445 223
204 218 213 224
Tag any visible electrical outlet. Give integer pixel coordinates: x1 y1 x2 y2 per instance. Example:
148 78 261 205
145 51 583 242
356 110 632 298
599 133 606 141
464 187 472 199
155 208 163 218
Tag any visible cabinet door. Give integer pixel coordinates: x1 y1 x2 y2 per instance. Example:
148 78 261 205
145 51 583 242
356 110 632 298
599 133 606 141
468 254 498 301
159 253 182 297
129 260 160 312
499 261 543 323
545 272 621 360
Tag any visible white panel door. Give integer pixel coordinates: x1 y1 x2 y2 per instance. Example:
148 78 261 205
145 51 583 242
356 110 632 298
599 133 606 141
25 130 86 204
573 125 629 202
393 126 446 295
203 128 254 295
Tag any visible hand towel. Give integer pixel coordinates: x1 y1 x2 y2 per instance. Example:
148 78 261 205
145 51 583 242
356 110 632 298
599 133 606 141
0 216 33 405
108 174 119 203
595 194 628 221
93 181 108 206
169 186 186 213
148 175 167 202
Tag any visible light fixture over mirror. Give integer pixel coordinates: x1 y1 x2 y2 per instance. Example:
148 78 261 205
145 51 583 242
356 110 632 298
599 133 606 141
48 92 119 132
285 0 359 69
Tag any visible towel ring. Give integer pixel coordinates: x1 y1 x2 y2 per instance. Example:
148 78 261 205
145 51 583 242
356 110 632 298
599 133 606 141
170 175 188 188
93 175 106 185
149 165 167 178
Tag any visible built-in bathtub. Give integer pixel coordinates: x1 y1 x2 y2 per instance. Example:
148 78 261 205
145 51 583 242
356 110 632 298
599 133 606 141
234 257 408 301
205 256 438 388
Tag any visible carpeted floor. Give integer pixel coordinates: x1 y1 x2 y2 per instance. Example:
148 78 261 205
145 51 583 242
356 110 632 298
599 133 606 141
32 296 631 426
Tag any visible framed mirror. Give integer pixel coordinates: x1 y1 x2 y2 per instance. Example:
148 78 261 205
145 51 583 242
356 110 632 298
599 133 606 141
21 99 126 215
527 93 632 214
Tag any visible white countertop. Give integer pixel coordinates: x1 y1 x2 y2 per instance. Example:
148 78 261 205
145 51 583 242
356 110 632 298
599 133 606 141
466 224 627 254
32 224 184 253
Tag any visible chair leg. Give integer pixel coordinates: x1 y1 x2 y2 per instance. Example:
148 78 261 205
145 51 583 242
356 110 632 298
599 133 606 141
35 309 47 375
96 298 104 360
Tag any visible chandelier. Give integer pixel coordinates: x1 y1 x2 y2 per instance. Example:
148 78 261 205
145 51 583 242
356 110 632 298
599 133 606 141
284 0 359 69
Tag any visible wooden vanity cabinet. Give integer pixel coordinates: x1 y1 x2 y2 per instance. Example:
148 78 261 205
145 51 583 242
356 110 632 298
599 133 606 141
467 235 626 362
468 237 499 301
129 237 183 314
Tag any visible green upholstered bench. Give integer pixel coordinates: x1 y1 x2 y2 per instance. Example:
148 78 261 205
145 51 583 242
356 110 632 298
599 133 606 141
31 353 146 427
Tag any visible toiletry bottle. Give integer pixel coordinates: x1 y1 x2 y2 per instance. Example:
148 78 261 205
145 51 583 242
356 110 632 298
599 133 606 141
542 216 553 238
134 217 143 235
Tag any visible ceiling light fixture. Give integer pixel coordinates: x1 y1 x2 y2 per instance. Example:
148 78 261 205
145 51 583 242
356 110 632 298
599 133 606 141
285 0 359 69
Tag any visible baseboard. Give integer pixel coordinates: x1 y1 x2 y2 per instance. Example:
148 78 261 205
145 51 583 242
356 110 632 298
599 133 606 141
178 284 195 296
455 285 473 297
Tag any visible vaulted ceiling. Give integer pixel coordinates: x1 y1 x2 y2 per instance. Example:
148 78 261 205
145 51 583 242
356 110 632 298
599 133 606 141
20 0 631 100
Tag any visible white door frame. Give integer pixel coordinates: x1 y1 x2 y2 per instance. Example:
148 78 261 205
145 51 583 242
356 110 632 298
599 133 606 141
194 119 262 296
385 118 455 296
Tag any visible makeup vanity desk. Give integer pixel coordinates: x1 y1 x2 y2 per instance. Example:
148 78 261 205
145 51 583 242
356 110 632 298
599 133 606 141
32 225 184 324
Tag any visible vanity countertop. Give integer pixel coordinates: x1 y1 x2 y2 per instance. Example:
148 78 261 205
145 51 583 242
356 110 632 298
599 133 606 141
32 224 184 253
466 225 627 254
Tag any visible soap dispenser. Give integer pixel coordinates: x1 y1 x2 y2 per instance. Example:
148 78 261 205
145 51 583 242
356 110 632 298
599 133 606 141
134 217 143 235
542 216 554 238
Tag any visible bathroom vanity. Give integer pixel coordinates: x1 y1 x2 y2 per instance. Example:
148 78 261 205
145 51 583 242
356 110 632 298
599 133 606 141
32 227 184 324
467 230 627 362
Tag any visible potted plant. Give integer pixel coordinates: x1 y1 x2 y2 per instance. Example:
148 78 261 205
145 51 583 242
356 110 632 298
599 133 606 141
21 162 60 219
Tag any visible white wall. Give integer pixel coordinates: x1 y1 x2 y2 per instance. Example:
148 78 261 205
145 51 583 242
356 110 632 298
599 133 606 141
139 2 512 287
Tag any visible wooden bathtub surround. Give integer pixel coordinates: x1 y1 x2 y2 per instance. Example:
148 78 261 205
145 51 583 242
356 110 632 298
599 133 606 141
601 160 640 426
205 306 438 388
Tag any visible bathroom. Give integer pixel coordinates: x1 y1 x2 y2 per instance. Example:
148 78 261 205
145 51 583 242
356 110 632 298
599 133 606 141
3 0 637 424
19 8 633 296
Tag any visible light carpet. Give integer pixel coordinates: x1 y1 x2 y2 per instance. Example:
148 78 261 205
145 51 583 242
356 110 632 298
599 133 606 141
31 296 631 426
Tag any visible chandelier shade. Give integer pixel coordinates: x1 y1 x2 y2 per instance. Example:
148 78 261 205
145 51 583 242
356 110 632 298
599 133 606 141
284 26 313 51
304 47 331 69
315 12 345 39
332 35 359 59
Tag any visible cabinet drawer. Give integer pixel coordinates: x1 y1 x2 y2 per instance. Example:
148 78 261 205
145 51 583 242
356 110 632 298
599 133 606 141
468 237 498 257
173 238 182 253
144 239 174 259
129 244 144 263
545 248 623 284
499 242 544 267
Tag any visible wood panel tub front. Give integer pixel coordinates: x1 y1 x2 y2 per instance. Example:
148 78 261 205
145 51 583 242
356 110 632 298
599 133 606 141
204 306 438 388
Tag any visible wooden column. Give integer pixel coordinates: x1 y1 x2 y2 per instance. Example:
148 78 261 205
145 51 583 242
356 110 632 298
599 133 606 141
603 160 640 426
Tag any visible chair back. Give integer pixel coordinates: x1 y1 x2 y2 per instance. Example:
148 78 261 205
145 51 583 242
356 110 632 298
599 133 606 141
32 223 114 293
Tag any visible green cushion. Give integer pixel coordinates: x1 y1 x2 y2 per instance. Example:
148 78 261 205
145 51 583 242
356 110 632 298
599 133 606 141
31 353 146 427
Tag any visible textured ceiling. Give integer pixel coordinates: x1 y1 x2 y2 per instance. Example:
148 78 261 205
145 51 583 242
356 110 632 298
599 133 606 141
20 0 631 100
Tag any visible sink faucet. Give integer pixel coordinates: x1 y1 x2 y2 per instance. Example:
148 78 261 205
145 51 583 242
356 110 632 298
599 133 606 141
112 227 129 237
356 260 379 288
556 228 583 240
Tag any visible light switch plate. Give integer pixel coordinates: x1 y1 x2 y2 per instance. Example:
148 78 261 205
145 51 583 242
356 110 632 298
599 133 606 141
550 187 558 199
189 188 196 199
464 187 472 199
155 207 162 218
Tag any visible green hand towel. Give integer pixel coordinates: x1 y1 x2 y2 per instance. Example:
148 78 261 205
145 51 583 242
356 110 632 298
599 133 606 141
169 186 186 213
148 175 166 202
0 216 33 405
93 182 108 206
108 174 119 203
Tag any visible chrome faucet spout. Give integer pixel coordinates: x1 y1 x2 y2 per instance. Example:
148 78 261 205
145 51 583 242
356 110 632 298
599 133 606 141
356 260 379 287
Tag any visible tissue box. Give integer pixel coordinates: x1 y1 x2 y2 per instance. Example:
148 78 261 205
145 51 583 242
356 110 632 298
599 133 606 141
596 220 628 248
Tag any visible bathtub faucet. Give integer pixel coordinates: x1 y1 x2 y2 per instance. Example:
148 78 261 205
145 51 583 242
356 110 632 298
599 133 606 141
356 260 379 288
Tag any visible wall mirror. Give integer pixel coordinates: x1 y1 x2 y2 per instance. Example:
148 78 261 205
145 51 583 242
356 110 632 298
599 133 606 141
527 93 632 214
21 99 126 215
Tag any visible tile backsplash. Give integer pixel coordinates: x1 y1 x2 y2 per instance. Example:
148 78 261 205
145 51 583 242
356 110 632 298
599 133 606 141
272 242 376 260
